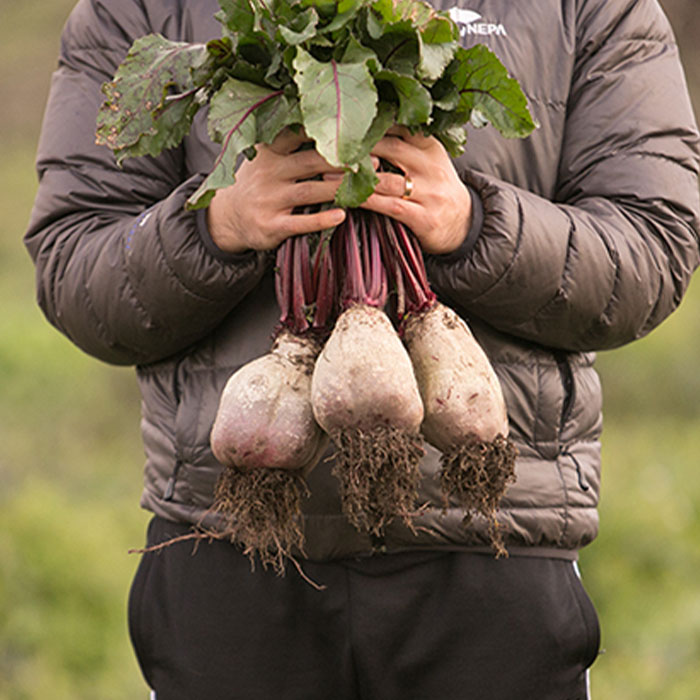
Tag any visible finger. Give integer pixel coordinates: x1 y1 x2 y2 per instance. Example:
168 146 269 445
358 191 425 229
267 127 311 155
278 208 347 237
370 136 415 174
285 177 343 208
284 148 345 180
372 171 416 199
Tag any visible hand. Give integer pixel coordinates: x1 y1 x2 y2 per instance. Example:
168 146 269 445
206 129 347 254
359 127 473 255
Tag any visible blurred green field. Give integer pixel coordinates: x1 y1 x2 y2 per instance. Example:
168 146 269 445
1 1 699 698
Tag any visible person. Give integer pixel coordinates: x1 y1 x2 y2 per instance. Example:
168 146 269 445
24 0 700 698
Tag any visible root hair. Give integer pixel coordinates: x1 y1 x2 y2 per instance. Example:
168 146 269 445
330 425 425 536
439 434 518 556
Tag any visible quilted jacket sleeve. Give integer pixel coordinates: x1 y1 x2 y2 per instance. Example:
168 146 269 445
24 0 267 366
427 0 700 352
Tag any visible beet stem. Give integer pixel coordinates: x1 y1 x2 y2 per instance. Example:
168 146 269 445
275 238 293 327
343 212 367 306
367 213 388 306
298 234 313 304
291 236 311 333
313 235 335 331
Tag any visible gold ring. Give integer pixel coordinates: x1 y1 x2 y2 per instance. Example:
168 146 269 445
401 175 414 200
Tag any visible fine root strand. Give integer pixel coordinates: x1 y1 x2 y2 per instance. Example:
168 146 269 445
211 466 309 576
330 425 425 536
439 434 518 556
128 467 326 589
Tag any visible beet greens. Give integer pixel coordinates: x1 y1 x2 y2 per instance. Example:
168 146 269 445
96 0 536 209
96 0 538 571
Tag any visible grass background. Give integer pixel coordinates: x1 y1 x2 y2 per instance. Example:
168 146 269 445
0 1 699 697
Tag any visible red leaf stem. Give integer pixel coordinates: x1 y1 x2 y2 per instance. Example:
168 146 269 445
367 213 388 306
298 234 313 304
342 214 366 306
291 235 311 333
394 220 434 301
275 238 293 328
313 238 335 330
383 218 435 315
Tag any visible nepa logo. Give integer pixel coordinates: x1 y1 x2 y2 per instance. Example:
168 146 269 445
449 8 508 37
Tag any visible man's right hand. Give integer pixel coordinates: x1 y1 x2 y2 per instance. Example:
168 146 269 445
206 128 348 254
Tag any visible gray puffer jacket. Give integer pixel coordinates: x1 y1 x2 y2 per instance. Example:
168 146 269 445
25 0 700 560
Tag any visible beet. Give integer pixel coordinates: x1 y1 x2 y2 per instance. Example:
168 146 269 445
211 331 326 471
402 303 517 554
209 329 328 572
310 213 425 536
376 217 517 554
311 303 425 534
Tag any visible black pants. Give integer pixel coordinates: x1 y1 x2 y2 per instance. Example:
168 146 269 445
128 517 600 700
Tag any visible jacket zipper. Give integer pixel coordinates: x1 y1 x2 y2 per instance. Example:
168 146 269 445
555 352 575 428
554 352 589 491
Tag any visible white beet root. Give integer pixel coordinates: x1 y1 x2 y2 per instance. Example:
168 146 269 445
402 302 509 449
311 304 424 433
402 302 517 555
311 304 425 535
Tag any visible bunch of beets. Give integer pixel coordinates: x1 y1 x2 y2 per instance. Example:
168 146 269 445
97 0 536 573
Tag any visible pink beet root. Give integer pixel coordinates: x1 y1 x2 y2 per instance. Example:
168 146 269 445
402 302 509 447
211 330 326 472
209 329 328 573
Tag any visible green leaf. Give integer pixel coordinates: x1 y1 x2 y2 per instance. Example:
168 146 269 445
334 103 394 205
187 141 240 210
433 123 467 157
293 48 377 168
96 35 214 162
320 2 364 34
335 155 379 207
371 0 438 31
371 31 418 75
417 36 457 84
341 35 380 72
255 93 303 144
361 101 397 149
215 0 255 35
419 12 457 44
277 7 319 45
451 44 537 139
375 70 431 124
187 77 288 208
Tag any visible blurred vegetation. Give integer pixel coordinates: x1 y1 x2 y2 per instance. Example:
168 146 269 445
0 0 699 698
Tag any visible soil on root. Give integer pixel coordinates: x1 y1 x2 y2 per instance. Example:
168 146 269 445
439 434 518 556
211 466 309 575
330 425 425 537
127 468 326 587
